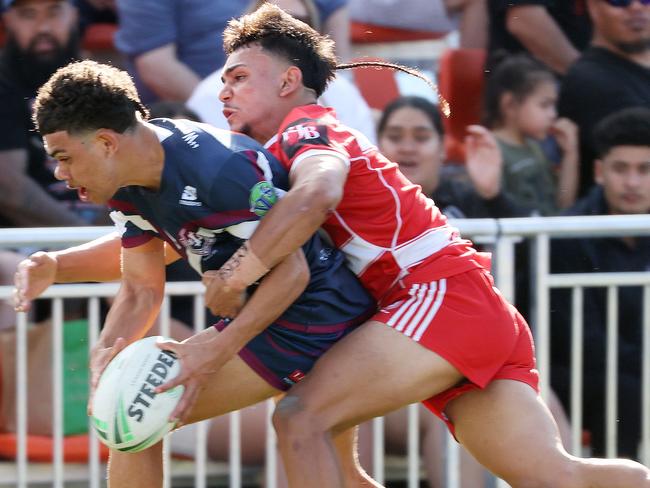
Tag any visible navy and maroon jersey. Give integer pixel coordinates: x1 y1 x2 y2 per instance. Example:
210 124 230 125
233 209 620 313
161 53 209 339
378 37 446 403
266 104 489 304
109 118 374 328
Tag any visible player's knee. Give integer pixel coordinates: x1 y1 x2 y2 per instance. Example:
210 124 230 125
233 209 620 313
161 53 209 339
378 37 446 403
273 394 328 440
273 394 309 431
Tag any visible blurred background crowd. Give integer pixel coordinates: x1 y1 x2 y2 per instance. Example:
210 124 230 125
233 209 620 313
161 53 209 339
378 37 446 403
0 1 648 487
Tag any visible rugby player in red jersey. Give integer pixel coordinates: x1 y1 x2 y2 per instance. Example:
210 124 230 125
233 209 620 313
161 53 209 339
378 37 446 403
202 4 650 487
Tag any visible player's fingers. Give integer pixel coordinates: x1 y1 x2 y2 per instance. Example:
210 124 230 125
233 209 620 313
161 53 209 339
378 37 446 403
112 337 127 357
13 289 31 313
155 372 186 394
170 385 198 424
155 339 180 354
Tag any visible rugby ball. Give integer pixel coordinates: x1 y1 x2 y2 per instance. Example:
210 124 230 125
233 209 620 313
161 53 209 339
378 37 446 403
91 336 184 453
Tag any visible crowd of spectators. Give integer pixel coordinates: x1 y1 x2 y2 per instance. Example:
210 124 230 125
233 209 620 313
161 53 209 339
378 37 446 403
0 0 648 485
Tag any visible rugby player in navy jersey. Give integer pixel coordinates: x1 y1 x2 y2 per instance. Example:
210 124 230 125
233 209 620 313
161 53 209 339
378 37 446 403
27 59 377 487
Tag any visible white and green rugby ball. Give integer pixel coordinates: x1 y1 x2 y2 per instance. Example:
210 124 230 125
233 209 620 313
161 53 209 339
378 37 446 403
91 336 184 453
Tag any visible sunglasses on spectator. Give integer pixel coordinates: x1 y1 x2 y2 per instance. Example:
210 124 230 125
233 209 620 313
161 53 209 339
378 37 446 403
603 0 650 7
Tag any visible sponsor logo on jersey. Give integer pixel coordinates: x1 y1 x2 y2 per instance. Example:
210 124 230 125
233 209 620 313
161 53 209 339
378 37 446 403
281 124 321 145
181 132 200 149
319 248 333 261
249 181 277 216
178 228 216 256
179 185 202 206
283 369 305 386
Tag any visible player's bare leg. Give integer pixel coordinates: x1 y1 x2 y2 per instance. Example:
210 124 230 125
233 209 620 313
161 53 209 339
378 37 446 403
108 350 279 487
107 329 377 488
272 321 465 487
272 320 650 488
332 426 383 487
447 379 650 488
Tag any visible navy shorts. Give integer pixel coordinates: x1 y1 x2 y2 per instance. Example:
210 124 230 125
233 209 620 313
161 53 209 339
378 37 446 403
214 309 373 390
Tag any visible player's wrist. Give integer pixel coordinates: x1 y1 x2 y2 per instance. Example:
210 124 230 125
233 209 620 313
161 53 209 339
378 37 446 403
221 242 270 290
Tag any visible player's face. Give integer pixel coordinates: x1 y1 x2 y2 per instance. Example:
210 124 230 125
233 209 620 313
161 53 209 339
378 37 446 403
45 130 119 204
3 0 77 59
378 106 443 196
512 80 558 140
219 44 291 143
595 145 650 214
588 0 650 52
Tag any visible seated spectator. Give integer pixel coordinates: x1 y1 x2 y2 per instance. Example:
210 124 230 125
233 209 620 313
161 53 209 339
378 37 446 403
559 0 650 197
377 95 532 219
484 55 579 216
487 0 591 75
115 0 350 105
349 0 488 48
550 107 650 460
0 0 109 329
0 0 105 226
186 0 375 142
113 0 248 103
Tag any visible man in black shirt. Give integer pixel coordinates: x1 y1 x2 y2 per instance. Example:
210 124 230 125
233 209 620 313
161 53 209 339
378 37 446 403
550 107 650 459
559 0 650 197
0 0 104 226
488 0 592 74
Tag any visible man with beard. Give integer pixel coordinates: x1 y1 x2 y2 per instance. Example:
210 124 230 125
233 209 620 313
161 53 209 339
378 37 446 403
559 0 650 197
0 0 100 227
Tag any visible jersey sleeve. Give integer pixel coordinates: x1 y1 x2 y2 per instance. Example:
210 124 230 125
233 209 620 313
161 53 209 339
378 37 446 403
277 115 351 175
203 151 280 239
108 191 158 248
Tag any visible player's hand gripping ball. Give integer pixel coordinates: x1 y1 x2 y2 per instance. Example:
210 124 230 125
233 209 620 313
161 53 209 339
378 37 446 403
91 336 184 452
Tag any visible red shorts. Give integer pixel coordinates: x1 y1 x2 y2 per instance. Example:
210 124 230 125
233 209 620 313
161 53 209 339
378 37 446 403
372 268 539 432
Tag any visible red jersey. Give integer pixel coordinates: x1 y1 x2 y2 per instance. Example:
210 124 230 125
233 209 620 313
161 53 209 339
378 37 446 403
266 104 488 303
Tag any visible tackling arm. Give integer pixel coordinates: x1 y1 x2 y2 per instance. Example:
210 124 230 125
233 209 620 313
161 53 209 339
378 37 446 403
248 154 347 270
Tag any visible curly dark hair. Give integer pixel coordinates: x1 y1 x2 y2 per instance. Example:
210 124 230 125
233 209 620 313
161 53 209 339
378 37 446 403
223 3 337 97
33 60 149 136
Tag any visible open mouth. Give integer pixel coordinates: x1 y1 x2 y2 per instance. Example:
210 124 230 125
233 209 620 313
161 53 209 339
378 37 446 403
77 187 89 202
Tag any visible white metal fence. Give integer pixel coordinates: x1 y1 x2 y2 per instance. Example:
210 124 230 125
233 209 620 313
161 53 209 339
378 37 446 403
0 214 648 487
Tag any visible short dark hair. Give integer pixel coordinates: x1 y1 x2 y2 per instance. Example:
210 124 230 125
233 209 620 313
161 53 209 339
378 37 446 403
593 107 650 159
377 96 444 137
33 60 149 136
223 3 337 97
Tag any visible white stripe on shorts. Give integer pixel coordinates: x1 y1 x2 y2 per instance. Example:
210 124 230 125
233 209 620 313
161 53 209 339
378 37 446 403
386 283 425 331
412 279 446 342
403 282 438 337
386 280 447 342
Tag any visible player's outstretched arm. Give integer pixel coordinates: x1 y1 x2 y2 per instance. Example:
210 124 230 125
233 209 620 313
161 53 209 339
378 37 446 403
156 248 310 424
89 238 167 415
13 233 182 312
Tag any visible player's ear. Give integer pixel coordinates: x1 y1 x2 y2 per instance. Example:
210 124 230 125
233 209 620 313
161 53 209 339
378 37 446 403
280 66 303 97
95 129 120 157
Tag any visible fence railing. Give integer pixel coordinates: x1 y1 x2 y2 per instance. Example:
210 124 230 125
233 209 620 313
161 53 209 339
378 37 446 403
0 215 648 487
